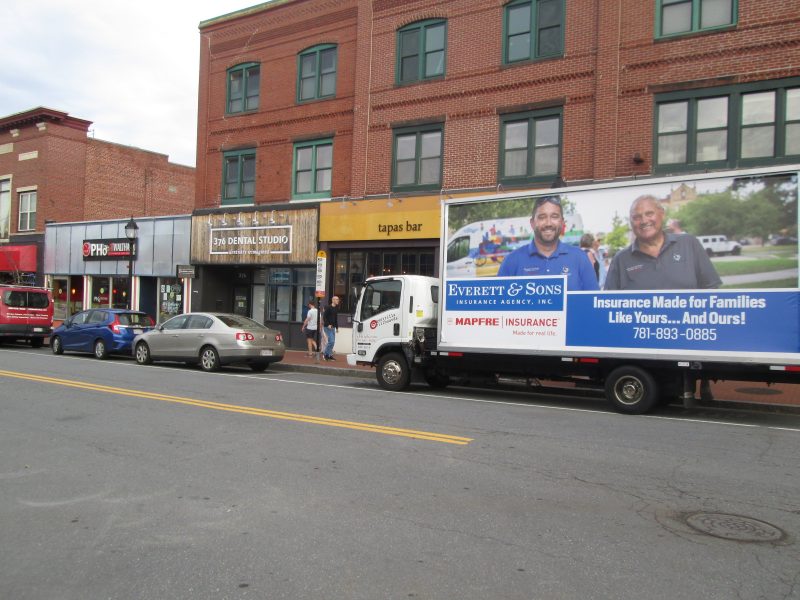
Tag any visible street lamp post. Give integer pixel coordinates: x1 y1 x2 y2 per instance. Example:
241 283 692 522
124 216 138 310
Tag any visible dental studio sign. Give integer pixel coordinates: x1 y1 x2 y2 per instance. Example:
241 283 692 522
82 238 136 261
209 225 292 256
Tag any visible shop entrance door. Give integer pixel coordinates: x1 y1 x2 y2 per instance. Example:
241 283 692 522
233 286 250 317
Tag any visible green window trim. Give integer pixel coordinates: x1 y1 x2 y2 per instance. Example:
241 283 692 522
391 124 444 192
502 0 564 65
654 77 800 173
226 63 260 114
297 44 337 103
221 149 256 206
292 138 334 200
655 0 737 39
396 19 447 85
499 108 562 184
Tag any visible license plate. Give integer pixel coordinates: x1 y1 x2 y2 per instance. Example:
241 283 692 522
33 327 44 332
133 329 143 334
260 349 273 356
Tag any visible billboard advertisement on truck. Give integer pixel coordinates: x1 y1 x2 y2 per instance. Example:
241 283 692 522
441 166 800 363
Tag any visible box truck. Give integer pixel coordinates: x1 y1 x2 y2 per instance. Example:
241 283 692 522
347 166 800 414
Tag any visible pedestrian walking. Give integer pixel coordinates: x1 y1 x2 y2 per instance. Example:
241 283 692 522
322 295 340 361
301 299 319 357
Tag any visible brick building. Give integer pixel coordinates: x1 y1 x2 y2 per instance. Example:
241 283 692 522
195 0 800 337
0 107 195 286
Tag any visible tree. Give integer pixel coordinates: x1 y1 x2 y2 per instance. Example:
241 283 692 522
604 212 630 255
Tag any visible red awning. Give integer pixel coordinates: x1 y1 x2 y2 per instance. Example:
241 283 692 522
0 245 37 272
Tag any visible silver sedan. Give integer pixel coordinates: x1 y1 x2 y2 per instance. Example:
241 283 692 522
133 312 285 372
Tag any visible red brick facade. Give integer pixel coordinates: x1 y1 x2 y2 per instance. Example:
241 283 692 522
196 0 800 207
0 107 195 232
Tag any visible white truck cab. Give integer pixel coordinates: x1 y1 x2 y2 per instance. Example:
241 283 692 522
347 275 439 388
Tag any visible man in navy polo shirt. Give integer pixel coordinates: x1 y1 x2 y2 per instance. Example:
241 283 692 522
605 195 721 290
497 195 600 291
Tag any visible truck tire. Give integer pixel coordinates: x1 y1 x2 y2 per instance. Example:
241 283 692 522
605 365 659 414
377 352 411 391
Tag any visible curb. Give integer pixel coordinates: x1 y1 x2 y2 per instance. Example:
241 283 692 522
271 362 374 379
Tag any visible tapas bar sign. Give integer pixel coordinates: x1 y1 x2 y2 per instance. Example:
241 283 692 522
209 225 292 256
82 238 136 261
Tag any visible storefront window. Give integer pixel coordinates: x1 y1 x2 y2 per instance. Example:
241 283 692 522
112 277 128 308
68 276 83 316
333 249 434 314
90 277 110 309
158 278 184 323
266 267 315 322
52 278 68 321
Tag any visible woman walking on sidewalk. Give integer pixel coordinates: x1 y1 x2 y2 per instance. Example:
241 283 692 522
301 299 319 357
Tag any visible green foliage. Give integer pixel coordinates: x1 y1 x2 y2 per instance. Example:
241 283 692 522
603 212 630 255
675 174 797 241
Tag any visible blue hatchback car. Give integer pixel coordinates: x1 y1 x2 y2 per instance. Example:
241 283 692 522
51 309 155 359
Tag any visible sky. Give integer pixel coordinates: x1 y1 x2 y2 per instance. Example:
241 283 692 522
0 1 257 167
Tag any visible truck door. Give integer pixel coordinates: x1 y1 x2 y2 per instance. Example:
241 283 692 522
352 278 404 359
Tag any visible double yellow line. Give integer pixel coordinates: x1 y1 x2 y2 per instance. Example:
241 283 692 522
0 369 472 446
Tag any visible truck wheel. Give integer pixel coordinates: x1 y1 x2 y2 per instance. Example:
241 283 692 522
424 370 451 389
605 366 659 414
731 246 741 256
31 337 43 348
377 352 411 391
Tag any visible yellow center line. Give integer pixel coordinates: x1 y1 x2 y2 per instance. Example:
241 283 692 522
0 369 472 445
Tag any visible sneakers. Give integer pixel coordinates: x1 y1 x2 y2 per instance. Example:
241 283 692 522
324 355 336 361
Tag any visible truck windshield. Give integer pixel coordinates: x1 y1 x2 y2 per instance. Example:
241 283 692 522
360 279 402 320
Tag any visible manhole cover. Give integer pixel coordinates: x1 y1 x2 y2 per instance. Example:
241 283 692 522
685 513 784 542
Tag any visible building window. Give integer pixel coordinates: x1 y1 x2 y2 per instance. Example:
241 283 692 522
222 149 256 205
392 124 443 191
266 267 315 323
293 139 333 199
298 45 337 102
18 190 36 231
333 249 435 314
227 63 260 113
0 179 9 241
656 0 736 37
397 20 446 85
503 0 564 64
655 78 800 171
499 109 561 183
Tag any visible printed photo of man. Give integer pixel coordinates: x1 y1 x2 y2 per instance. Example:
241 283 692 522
497 195 600 291
605 195 721 290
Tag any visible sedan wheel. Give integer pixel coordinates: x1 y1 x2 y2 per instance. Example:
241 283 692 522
200 346 220 372
94 339 109 360
135 342 152 365
51 336 64 355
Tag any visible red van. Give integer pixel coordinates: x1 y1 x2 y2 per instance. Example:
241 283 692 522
0 284 54 347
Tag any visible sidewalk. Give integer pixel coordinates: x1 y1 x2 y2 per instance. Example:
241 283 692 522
273 350 800 413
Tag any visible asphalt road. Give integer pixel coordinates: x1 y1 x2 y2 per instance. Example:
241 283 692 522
1 346 799 600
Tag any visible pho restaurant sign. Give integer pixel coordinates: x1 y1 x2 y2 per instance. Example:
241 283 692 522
82 238 136 261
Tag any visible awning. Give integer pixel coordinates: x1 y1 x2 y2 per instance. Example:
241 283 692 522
0 245 37 272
